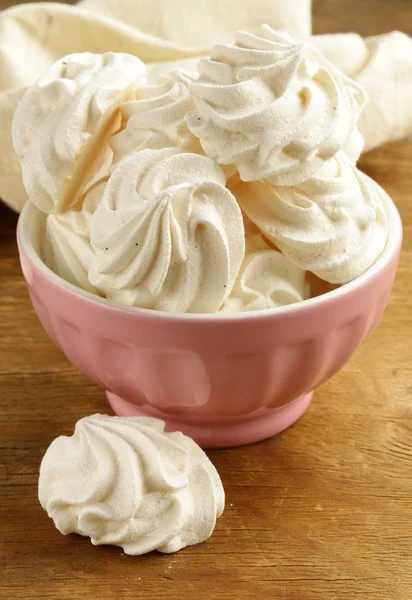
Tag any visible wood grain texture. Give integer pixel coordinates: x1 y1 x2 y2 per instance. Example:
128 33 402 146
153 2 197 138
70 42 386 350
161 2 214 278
1 2 412 599
313 0 412 36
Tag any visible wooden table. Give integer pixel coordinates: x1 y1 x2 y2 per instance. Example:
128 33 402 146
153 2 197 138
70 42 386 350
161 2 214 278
1 2 412 599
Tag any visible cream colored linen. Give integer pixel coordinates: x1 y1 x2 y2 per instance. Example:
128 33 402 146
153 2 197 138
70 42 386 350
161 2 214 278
0 86 26 211
314 31 412 152
79 0 312 46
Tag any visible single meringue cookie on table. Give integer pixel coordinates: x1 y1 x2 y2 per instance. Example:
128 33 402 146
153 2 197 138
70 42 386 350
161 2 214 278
43 178 107 294
110 69 202 165
12 52 146 215
38 414 225 555
88 147 245 313
221 217 309 312
186 25 367 186
235 152 389 284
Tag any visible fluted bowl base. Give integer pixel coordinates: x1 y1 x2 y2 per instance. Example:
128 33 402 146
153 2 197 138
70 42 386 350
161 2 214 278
106 390 314 448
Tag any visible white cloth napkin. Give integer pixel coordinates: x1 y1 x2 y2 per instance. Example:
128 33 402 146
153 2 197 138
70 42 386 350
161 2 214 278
313 31 412 152
78 0 311 48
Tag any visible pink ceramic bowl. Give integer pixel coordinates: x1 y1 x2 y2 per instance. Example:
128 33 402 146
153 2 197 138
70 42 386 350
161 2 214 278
17 188 402 448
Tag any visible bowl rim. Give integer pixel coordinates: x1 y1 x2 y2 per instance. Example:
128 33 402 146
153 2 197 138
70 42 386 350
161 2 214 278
17 181 403 323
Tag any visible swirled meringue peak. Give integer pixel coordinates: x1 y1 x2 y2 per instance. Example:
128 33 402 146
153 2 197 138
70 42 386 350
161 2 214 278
186 26 367 185
236 152 388 284
43 178 107 294
89 148 245 313
111 69 202 165
221 217 309 312
12 52 146 214
39 414 225 555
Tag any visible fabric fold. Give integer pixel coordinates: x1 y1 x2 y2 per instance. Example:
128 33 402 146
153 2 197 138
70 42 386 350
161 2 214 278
313 31 412 152
78 0 312 45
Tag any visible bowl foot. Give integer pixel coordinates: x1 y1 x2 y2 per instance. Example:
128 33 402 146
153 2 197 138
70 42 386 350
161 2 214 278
106 391 313 449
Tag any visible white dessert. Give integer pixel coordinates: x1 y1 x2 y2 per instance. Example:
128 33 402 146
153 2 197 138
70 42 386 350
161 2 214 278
43 179 107 294
342 126 364 164
12 52 146 214
13 34 389 313
111 69 201 165
221 218 309 312
39 414 225 555
235 152 388 284
186 26 367 186
89 148 246 313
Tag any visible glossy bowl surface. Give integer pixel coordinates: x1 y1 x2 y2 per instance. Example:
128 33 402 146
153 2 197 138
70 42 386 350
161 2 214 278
17 188 402 447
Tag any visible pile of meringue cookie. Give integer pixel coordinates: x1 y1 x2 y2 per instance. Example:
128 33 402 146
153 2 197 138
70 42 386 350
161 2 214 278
12 25 389 314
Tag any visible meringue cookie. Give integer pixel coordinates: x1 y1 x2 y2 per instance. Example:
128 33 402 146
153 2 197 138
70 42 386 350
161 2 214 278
342 126 364 164
221 217 309 312
12 52 146 215
111 69 202 165
89 148 245 313
38 414 225 555
236 152 388 284
186 26 367 186
43 179 107 293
